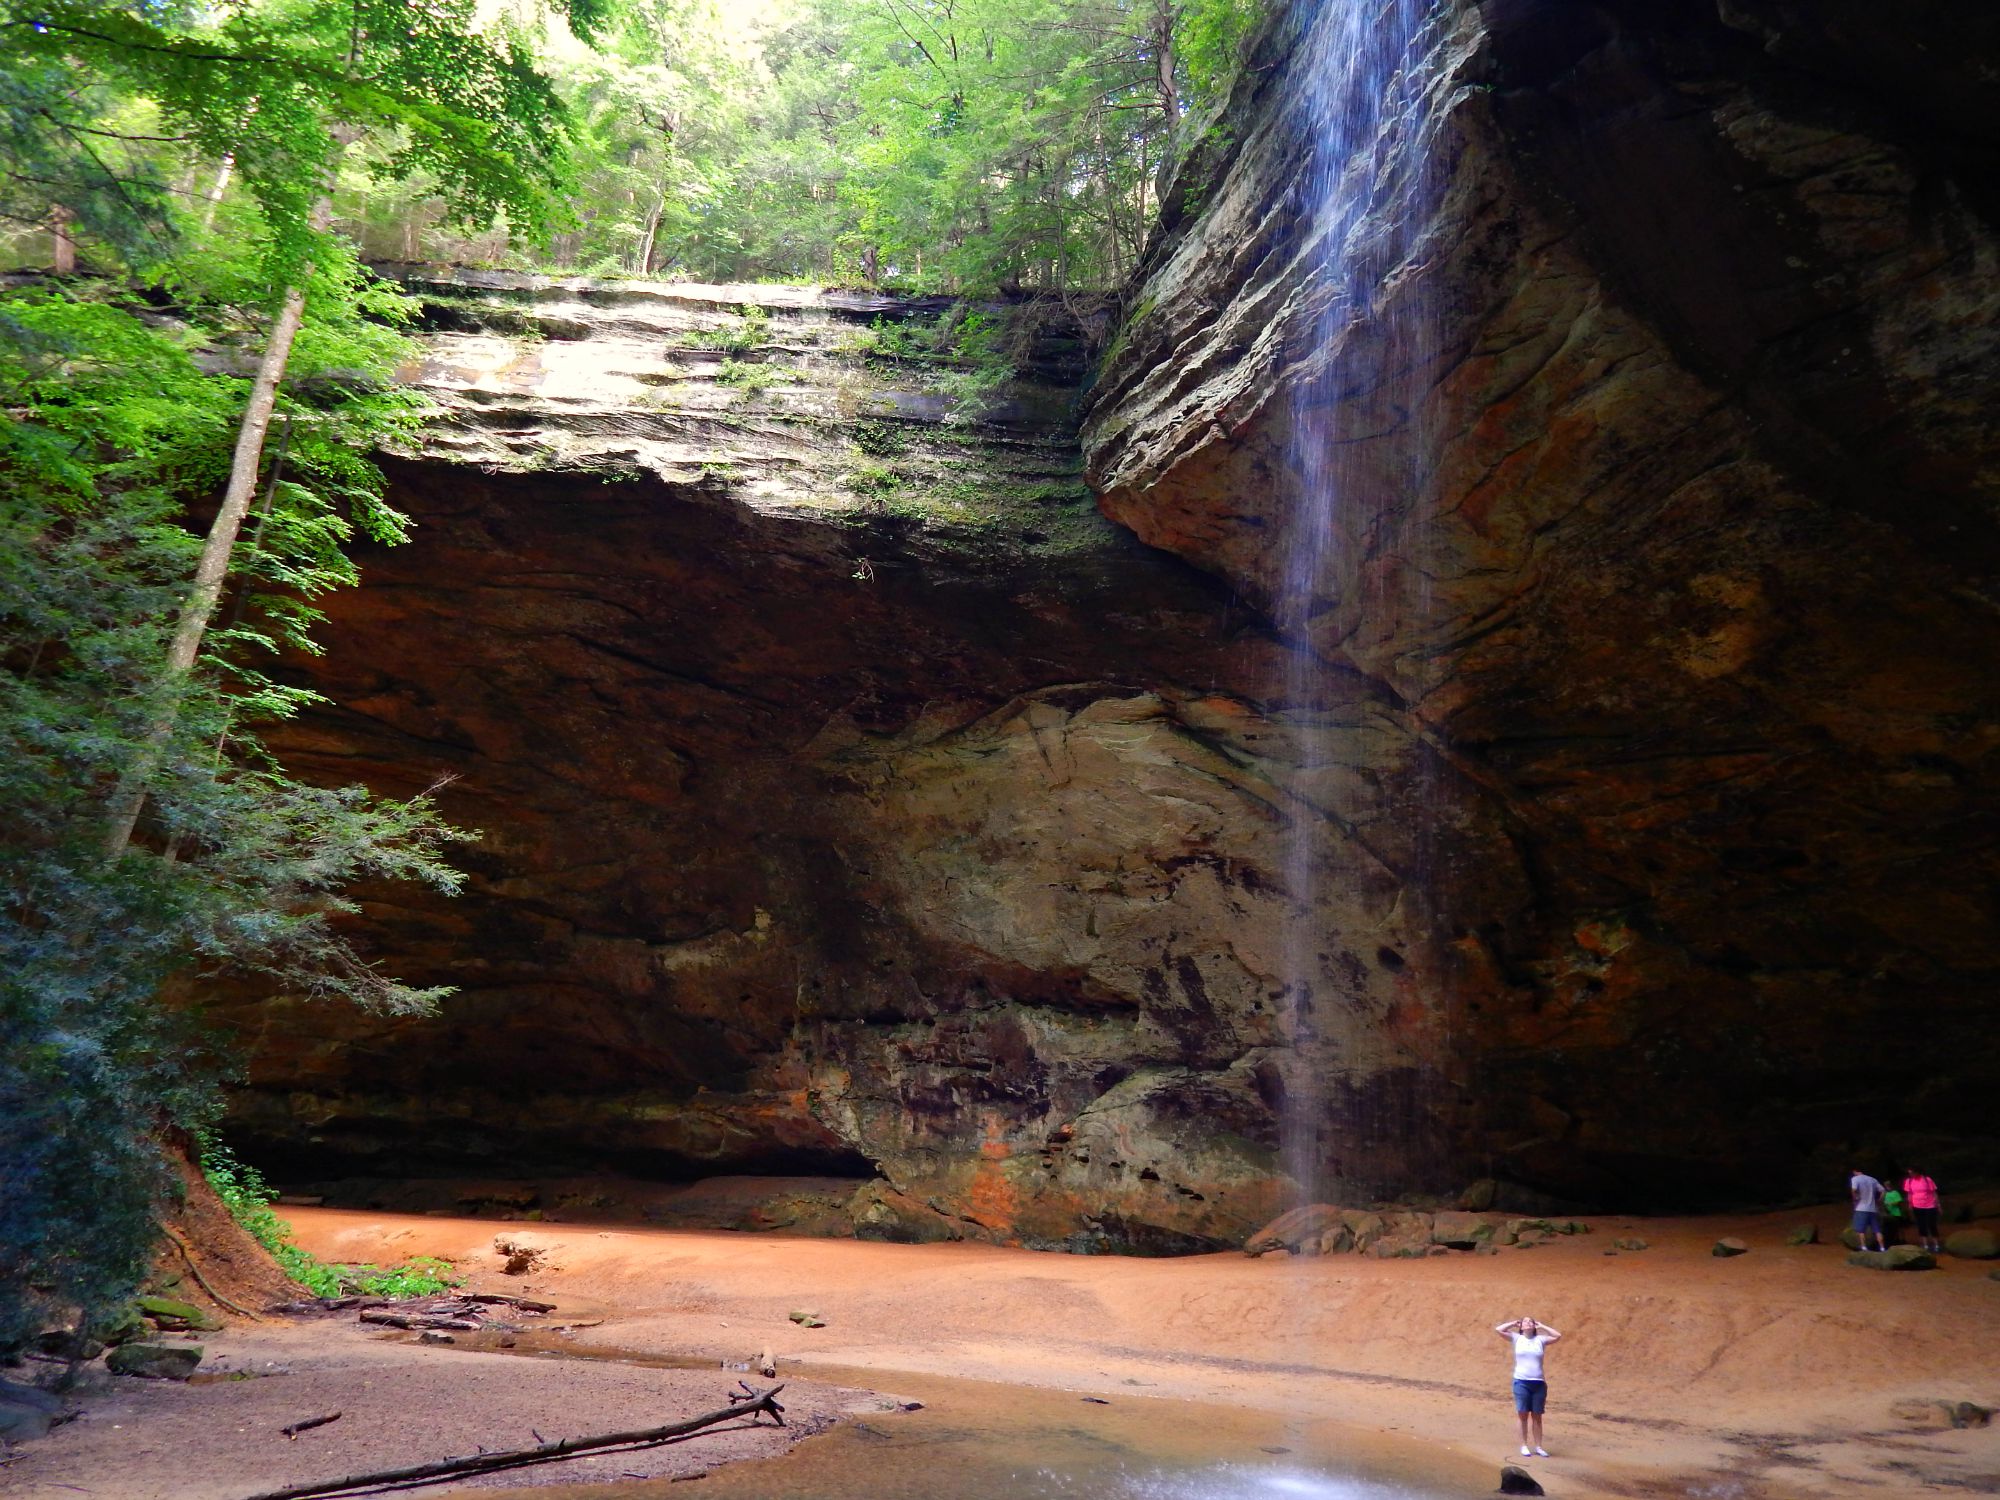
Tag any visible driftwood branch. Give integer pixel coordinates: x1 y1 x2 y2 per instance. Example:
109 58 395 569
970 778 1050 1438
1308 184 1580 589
357 1310 481 1332
455 1293 556 1313
237 1384 788 1500
281 1412 341 1439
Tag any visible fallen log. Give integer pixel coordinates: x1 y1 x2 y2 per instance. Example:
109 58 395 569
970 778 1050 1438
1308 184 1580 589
456 1293 556 1313
237 1385 788 1500
281 1412 341 1439
356 1310 481 1332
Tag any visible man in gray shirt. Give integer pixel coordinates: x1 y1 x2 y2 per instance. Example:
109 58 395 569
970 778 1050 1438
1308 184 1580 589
1850 1167 1887 1252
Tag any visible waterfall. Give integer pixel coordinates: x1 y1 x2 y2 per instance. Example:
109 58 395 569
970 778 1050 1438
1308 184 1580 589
1275 0 1444 1210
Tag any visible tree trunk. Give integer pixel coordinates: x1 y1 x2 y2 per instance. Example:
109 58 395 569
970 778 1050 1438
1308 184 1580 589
102 158 349 856
200 156 234 232
102 274 313 856
634 191 666 275
51 205 75 273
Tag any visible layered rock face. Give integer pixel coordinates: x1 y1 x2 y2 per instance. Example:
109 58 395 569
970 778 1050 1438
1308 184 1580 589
1083 0 2000 1202
228 0 1998 1235
224 273 1446 1249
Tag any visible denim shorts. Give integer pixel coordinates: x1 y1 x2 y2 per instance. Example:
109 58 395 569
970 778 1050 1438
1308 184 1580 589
1852 1209 1881 1234
1513 1378 1547 1414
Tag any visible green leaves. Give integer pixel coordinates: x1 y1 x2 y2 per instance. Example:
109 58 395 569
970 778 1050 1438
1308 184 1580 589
200 1139 463 1299
5 0 599 285
0 0 617 1362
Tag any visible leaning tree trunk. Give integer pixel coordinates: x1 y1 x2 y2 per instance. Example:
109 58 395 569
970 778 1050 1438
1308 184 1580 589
102 123 357 859
101 276 312 856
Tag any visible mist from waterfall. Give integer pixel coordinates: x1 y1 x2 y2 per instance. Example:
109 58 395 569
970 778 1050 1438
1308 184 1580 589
1275 0 1442 1209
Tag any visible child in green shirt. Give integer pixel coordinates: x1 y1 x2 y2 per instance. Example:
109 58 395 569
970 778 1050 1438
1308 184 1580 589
1883 1185 1909 1245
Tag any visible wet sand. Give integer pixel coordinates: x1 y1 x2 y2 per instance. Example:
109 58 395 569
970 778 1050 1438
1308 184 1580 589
10 1204 1997 1498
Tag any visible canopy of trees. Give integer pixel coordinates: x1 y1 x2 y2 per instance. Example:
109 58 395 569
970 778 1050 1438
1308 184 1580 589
343 0 1260 290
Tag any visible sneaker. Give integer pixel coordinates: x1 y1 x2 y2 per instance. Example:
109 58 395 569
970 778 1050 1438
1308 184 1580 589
1520 1446 1532 1457
1533 1447 1550 1457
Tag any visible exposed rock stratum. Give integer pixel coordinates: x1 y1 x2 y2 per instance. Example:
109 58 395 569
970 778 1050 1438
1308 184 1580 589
220 0 2000 1243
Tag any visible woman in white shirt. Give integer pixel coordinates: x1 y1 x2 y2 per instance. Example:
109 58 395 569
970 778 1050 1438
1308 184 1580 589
1493 1315 1563 1457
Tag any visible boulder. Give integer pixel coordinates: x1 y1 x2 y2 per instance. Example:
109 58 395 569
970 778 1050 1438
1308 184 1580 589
1244 1205 1345 1257
1346 1212 1391 1253
1459 1179 1499 1213
1614 1238 1649 1252
1498 1463 1544 1496
107 1343 203 1380
0 1379 62 1442
1847 1248 1935 1271
93 1306 147 1347
34 1330 105 1360
1838 1229 1864 1251
788 1309 826 1328
1785 1224 1818 1246
1370 1234 1433 1259
1508 1219 1561 1241
138 1295 218 1333
847 1184 965 1246
1944 1229 1999 1260
1431 1212 1498 1250
1314 1223 1355 1255
1712 1238 1749 1257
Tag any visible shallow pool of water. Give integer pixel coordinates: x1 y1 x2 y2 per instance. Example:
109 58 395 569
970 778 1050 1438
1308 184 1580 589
474 1361 1468 1500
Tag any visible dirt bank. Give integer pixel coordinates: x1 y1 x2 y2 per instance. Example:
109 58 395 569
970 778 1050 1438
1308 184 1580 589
9 1202 1996 1498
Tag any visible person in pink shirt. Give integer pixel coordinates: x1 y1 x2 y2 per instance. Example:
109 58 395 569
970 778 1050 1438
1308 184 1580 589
1902 1168 1943 1254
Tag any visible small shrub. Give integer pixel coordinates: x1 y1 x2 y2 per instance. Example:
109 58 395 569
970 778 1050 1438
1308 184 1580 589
860 315 941 363
354 1257 459 1298
201 1137 459 1300
844 462 904 498
682 305 772 353
850 420 908 458
715 357 785 395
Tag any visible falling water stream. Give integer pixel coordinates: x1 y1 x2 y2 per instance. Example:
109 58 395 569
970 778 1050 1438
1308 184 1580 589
1275 0 1442 1209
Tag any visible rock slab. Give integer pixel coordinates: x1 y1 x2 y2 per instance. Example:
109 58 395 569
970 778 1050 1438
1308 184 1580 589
107 1343 203 1380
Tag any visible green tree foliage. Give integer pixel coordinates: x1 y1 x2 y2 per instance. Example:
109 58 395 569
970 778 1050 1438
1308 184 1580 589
0 248 467 1350
0 0 606 1351
377 0 1262 292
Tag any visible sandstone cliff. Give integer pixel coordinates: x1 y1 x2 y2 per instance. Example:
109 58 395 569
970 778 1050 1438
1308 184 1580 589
222 0 1999 1239
1083 0 2000 1203
225 272 1398 1250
